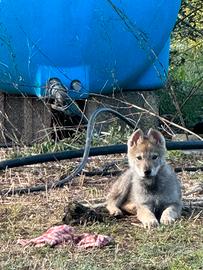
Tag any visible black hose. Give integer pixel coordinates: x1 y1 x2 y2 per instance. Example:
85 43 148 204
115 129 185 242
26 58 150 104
0 144 126 170
84 166 203 177
0 108 135 196
0 107 203 196
174 167 203 173
0 142 202 171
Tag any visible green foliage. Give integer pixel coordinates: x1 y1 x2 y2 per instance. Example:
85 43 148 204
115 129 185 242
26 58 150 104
158 0 203 128
167 150 186 160
92 124 131 146
174 0 202 42
6 124 131 159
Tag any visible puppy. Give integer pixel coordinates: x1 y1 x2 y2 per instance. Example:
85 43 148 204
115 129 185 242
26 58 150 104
106 128 182 229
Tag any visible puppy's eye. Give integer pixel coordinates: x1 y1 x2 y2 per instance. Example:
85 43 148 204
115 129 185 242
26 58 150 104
136 156 142 160
152 155 158 160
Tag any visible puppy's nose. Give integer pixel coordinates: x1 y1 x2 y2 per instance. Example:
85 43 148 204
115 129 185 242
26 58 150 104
144 169 152 176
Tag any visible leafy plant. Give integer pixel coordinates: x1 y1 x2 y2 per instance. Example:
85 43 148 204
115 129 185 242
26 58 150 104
158 0 203 129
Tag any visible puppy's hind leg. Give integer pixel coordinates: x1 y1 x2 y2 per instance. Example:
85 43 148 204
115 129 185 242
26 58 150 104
106 172 132 217
121 201 137 215
106 198 123 217
106 186 129 217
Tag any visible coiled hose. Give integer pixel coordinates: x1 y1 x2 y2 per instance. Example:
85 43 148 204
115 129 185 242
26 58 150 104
0 108 135 195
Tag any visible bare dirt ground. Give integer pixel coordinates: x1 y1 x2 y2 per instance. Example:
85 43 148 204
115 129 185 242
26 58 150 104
0 150 203 270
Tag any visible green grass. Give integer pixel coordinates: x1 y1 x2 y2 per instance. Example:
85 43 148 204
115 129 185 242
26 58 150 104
0 149 202 270
1 194 203 270
1 222 203 270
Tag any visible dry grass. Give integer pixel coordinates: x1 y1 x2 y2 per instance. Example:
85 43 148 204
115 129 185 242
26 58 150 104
0 150 203 270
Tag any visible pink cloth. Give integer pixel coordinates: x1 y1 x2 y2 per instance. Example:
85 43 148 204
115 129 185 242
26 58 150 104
17 225 112 248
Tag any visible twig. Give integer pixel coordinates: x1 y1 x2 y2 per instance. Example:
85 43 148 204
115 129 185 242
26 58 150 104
169 78 203 125
185 184 203 196
91 94 203 140
167 84 188 139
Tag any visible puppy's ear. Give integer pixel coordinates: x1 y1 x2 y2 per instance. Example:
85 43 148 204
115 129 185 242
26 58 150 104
147 129 165 147
128 129 144 147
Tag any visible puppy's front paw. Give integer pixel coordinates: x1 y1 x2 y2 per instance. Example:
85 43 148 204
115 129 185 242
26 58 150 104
160 209 178 225
160 215 175 225
142 217 159 229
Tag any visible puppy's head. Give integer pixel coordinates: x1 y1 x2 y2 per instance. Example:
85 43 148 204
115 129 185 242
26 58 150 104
127 128 166 179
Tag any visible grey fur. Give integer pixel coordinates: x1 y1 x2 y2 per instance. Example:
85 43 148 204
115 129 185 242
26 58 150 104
106 129 182 229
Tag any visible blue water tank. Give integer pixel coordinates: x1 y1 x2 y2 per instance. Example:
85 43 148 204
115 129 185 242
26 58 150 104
0 0 181 99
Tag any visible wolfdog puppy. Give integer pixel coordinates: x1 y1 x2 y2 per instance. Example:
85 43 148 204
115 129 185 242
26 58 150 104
106 129 182 228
